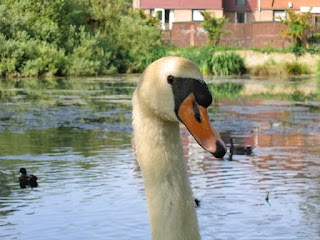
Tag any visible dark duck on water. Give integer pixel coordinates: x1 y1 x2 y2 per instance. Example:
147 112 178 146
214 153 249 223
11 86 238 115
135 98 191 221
19 168 38 189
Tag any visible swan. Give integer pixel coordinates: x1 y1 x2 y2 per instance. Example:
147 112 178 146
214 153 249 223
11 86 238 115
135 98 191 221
132 56 226 240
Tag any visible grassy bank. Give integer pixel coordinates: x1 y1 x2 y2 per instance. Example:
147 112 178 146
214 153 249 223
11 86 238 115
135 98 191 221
170 47 319 77
235 50 319 77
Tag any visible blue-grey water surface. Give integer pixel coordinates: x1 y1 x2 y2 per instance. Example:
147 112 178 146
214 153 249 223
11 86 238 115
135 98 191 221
0 76 319 240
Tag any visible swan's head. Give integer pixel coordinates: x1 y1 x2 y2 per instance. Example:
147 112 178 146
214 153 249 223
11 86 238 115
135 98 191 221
135 56 226 158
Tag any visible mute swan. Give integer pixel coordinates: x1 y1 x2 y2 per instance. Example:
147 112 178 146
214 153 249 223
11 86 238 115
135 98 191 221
132 56 226 240
19 168 38 189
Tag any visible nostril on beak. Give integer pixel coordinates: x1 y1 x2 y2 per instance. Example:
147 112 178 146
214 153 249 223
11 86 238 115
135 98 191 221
213 140 227 158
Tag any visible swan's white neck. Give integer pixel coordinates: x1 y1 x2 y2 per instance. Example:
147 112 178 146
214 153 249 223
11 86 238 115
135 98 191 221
132 95 201 240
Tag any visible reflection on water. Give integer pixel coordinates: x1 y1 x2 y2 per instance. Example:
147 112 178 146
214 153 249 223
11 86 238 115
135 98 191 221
0 77 319 240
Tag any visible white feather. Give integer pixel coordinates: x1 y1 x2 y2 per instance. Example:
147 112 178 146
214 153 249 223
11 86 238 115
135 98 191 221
132 57 202 240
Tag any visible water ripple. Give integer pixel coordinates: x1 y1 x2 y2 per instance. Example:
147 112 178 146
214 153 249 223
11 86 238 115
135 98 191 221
1 79 320 240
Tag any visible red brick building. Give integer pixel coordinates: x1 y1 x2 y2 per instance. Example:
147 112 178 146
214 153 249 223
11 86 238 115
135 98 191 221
258 1 320 22
223 0 258 23
133 0 320 48
133 0 320 26
133 0 223 29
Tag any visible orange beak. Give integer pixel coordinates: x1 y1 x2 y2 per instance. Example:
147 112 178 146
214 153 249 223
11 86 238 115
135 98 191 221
178 93 227 158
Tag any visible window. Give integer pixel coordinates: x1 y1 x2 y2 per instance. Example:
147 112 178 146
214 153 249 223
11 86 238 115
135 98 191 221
273 10 286 21
151 8 174 29
164 9 170 23
314 16 320 23
236 0 246 6
192 10 205 21
236 12 245 23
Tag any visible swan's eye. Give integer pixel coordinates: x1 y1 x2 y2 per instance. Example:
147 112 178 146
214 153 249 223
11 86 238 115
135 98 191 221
167 75 174 84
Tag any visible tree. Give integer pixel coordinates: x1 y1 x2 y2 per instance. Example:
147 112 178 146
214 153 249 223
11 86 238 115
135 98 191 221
201 11 228 46
0 0 163 76
280 9 313 51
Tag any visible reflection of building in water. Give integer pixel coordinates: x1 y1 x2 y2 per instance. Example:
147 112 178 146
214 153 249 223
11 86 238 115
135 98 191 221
254 133 320 171
178 97 320 188
221 98 320 174
133 96 320 199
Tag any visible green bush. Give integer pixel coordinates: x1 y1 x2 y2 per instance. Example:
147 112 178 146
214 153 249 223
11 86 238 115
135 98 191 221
136 46 168 72
175 46 215 74
66 28 117 76
22 45 66 77
111 12 163 73
201 12 228 46
173 48 246 76
210 52 246 75
0 0 163 77
280 9 313 53
285 62 311 75
0 31 67 77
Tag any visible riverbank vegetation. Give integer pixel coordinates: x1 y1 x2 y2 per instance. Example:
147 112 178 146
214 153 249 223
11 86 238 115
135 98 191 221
0 0 163 77
249 60 312 77
171 47 246 75
0 0 320 78
280 9 313 55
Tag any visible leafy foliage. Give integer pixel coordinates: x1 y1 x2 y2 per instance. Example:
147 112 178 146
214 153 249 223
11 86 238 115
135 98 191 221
210 52 246 75
0 0 163 77
174 46 215 74
201 12 228 46
285 62 311 75
174 48 246 76
280 9 313 53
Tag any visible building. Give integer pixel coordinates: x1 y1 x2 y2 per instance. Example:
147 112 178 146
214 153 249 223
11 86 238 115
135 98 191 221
224 0 320 23
258 1 320 23
223 0 257 23
133 0 223 29
133 0 320 26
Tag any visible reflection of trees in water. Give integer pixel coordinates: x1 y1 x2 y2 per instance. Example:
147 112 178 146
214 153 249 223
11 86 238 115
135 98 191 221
0 128 132 157
0 170 14 198
208 82 244 99
0 78 137 102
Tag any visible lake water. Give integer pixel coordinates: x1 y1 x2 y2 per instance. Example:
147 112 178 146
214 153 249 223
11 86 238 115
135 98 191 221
0 76 319 240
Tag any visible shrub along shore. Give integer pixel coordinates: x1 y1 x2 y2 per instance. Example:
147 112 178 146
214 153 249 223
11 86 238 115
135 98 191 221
157 47 319 77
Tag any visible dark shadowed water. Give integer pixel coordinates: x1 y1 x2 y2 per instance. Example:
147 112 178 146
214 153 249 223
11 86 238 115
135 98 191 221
0 76 319 240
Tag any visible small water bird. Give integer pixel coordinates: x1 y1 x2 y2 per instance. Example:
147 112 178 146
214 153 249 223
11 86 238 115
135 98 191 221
194 198 201 208
19 168 38 189
132 56 226 240
230 138 253 156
